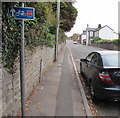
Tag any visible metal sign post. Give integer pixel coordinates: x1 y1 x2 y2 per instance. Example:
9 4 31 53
10 3 35 117
20 3 26 117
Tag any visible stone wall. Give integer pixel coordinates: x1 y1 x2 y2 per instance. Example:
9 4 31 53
89 43 120 51
1 43 65 116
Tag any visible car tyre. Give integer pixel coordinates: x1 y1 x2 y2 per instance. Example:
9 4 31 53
80 63 83 76
90 82 97 101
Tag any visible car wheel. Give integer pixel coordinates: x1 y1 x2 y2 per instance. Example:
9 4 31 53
90 82 96 101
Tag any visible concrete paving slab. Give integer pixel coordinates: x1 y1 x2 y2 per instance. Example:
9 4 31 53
25 45 87 116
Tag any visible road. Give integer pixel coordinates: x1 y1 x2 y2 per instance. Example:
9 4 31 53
67 40 120 117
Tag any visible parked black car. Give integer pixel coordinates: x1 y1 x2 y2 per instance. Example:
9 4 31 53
80 51 120 101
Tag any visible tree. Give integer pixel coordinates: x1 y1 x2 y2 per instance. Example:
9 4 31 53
52 2 78 32
60 2 78 32
71 33 79 41
2 2 78 73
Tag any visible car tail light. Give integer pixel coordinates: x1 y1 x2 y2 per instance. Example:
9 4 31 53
99 71 113 83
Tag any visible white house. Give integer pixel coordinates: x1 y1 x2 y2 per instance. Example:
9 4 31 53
80 25 118 45
98 25 118 40
80 30 86 44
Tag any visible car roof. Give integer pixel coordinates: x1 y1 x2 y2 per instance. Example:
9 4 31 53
94 50 120 56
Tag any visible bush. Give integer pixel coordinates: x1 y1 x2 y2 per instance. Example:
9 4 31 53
2 2 63 74
91 37 112 44
112 39 120 45
91 37 101 43
97 39 111 44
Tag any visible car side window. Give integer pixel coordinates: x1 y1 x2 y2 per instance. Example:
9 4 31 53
97 54 103 67
91 53 102 67
86 53 95 62
91 54 98 65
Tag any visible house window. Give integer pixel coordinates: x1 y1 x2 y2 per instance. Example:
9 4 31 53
90 31 93 37
95 31 99 37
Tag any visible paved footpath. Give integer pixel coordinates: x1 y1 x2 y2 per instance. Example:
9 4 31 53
26 45 86 116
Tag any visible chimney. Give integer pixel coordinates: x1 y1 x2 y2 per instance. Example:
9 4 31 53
87 24 89 28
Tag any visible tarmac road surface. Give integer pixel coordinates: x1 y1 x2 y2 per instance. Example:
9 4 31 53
67 40 120 117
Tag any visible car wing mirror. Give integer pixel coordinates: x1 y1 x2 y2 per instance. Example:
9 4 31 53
80 59 87 62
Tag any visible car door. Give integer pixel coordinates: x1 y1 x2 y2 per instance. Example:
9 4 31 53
83 52 96 79
89 53 103 84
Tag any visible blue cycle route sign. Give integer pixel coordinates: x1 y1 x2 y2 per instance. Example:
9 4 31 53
10 7 35 20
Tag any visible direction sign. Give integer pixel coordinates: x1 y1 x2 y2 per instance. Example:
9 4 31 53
10 7 35 20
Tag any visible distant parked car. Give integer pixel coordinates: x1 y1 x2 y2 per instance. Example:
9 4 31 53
83 39 86 45
80 51 120 101
73 41 77 44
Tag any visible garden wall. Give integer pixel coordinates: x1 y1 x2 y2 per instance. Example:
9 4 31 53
1 43 65 116
89 43 120 51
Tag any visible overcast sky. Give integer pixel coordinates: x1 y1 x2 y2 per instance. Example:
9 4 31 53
65 0 120 37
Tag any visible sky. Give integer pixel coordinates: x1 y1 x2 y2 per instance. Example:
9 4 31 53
65 0 120 37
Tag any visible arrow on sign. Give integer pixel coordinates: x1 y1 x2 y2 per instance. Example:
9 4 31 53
10 8 15 16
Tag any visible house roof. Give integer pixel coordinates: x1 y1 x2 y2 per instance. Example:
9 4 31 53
98 25 118 34
99 25 114 31
82 32 86 35
81 25 118 36
87 25 115 32
113 32 118 34
87 28 98 32
81 30 86 35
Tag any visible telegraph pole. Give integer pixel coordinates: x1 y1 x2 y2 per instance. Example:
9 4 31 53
118 2 120 38
55 0 60 61
86 24 89 45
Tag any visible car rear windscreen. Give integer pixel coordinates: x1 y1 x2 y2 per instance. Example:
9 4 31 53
102 54 120 67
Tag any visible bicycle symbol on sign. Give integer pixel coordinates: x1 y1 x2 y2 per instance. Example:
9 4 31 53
15 10 27 16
